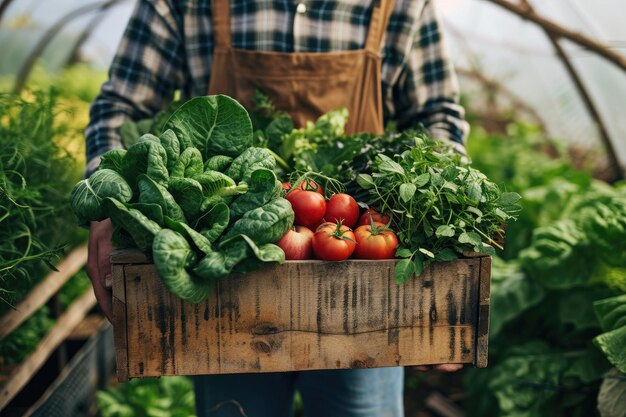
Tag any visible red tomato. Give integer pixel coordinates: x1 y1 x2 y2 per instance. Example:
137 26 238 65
286 190 327 226
325 193 359 228
353 222 398 259
357 208 390 227
312 222 356 261
284 179 324 196
276 226 314 260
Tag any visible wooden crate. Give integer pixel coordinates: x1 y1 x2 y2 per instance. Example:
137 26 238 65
111 251 491 382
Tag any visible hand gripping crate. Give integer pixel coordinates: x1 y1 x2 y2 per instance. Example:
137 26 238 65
111 250 490 381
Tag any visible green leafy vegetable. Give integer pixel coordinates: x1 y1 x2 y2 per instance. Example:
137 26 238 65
138 174 186 223
70 169 133 224
152 229 211 303
102 198 161 252
121 138 169 190
163 95 253 159
357 136 520 283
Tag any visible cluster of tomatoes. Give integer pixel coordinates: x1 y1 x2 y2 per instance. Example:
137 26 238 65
277 180 399 261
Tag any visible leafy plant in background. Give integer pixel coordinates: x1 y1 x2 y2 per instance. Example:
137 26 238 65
97 377 195 417
70 95 294 302
0 306 55 364
463 123 626 417
0 90 84 313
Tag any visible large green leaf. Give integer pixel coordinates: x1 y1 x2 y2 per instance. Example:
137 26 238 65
101 198 161 252
520 220 596 289
168 177 204 219
225 147 276 183
490 262 545 336
138 175 186 223
152 229 211 303
170 146 203 179
164 217 213 256
121 138 169 191
159 129 181 172
162 95 252 159
594 294 626 373
98 149 126 172
195 202 230 243
229 168 282 220
70 169 132 224
222 198 294 245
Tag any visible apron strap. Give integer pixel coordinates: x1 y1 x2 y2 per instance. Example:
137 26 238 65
365 0 397 55
212 0 232 48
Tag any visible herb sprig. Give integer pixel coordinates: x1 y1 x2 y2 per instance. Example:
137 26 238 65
357 135 521 283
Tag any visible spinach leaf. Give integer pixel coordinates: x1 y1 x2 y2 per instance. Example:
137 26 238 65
192 241 248 281
162 95 252 159
98 149 126 172
121 139 169 191
229 168 282 220
128 202 165 226
164 217 213 256
593 294 626 373
171 146 203 179
70 169 132 224
196 171 247 198
204 155 233 172
195 202 230 243
102 197 161 252
138 175 186 223
159 129 181 172
222 198 293 245
193 235 284 281
152 229 211 303
226 147 276 183
168 177 204 219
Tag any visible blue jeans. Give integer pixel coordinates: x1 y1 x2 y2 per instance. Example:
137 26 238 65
193 367 404 417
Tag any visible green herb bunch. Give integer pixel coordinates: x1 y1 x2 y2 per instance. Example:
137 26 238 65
357 135 521 283
0 90 83 312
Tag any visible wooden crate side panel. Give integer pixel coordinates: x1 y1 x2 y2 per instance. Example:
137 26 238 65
475 256 492 368
123 259 481 377
111 264 129 382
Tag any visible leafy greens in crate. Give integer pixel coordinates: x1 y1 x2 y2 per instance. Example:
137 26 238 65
70 95 294 302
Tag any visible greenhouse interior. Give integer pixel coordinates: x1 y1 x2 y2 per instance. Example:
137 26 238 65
1 0 625 416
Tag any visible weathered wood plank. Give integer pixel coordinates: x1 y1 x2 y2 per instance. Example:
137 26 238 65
115 257 486 378
0 245 88 340
110 249 150 264
475 256 492 368
0 290 96 410
111 261 129 382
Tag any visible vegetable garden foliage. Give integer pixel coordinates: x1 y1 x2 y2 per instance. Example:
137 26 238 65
462 124 626 417
97 376 195 417
70 95 294 303
0 90 84 313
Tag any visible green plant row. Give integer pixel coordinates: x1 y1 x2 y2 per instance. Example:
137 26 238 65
0 90 85 313
463 124 626 417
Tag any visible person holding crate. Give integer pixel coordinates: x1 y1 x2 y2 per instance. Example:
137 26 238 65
86 0 468 416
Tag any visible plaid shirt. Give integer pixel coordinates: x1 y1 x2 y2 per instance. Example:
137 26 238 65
86 0 468 174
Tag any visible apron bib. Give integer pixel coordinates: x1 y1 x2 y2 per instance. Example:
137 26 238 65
207 0 395 134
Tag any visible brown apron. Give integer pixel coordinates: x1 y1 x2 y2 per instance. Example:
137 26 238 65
207 0 396 134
